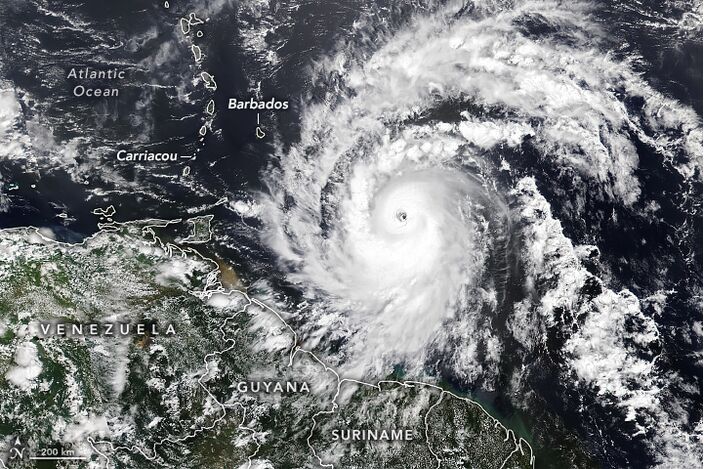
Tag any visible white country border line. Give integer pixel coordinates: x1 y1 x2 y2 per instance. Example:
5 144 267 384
1 218 250 466
223 401 263 468
425 392 444 469
341 378 533 469
134 221 264 469
74 217 258 469
251 297 536 469
397 379 535 469
88 290 251 467
246 299 342 468
46 211 533 469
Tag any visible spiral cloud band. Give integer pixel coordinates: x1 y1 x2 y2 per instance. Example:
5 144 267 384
263 0 698 364
259 0 701 464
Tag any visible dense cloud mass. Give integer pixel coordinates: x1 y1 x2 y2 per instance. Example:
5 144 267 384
0 0 698 466
259 0 702 466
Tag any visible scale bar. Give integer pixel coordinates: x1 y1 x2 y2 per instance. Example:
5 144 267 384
30 456 88 460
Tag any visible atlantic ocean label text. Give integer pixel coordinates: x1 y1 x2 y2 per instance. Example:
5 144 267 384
67 67 125 97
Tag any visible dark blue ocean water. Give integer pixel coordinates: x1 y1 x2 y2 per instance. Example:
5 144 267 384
0 1 700 468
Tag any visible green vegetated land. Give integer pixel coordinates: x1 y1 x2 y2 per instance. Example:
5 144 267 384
0 222 532 469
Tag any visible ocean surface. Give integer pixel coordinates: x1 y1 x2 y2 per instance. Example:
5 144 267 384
0 0 701 467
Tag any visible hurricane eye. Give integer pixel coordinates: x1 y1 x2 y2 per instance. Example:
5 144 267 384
395 210 408 223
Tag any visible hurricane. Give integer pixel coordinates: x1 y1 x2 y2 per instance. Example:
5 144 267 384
258 0 701 465
0 0 699 467
265 124 512 371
